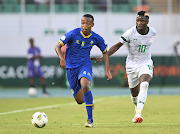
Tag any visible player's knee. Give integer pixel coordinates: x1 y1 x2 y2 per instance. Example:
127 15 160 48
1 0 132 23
76 99 84 105
81 84 90 93
140 81 149 91
131 90 139 96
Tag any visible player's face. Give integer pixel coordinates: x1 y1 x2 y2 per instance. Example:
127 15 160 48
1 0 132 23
29 39 34 47
81 17 94 36
136 16 148 31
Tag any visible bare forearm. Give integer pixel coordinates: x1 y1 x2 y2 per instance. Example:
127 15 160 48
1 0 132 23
107 42 123 57
55 42 66 69
103 52 110 71
36 55 42 59
55 42 64 60
30 55 42 60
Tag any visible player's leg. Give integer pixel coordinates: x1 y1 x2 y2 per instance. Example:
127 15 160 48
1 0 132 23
74 89 84 104
80 77 94 128
66 68 84 104
136 74 152 116
127 69 139 110
135 64 153 123
130 84 139 122
30 77 35 87
27 66 35 88
74 89 95 109
38 66 49 96
130 84 139 106
66 65 93 127
127 69 143 123
78 63 93 128
130 84 144 123
131 86 144 123
40 76 49 95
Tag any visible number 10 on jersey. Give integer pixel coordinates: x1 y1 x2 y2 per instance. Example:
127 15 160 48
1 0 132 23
138 45 146 53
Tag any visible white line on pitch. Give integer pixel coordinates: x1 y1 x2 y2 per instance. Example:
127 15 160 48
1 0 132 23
52 122 179 125
20 122 179 126
0 97 106 116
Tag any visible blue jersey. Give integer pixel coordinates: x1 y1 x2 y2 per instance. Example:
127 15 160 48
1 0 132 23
27 47 41 67
27 47 43 78
59 28 108 69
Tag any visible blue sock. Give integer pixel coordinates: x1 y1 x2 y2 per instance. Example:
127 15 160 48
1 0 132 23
84 91 93 122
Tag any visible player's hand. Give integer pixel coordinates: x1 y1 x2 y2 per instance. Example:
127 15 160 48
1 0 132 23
60 59 66 69
37 55 42 59
90 57 103 63
105 70 112 81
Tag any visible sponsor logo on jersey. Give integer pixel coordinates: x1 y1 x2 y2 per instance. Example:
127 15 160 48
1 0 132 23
75 40 80 44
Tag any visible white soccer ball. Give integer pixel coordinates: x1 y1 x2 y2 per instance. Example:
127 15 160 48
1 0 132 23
31 112 48 128
28 87 37 97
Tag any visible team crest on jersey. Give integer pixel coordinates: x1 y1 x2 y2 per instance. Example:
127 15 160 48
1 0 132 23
89 41 94 46
149 37 153 42
90 41 94 44
61 36 66 40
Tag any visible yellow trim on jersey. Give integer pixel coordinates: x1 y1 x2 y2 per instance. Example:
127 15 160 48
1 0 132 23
80 31 92 38
59 40 64 46
86 104 94 107
102 45 108 53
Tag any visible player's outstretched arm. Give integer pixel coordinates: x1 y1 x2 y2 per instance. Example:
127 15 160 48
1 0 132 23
103 51 112 81
36 55 43 59
90 41 123 63
90 57 103 63
29 54 42 60
55 42 66 69
107 41 123 56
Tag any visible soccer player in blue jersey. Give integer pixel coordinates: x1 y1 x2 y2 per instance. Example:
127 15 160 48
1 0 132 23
55 14 112 128
27 38 50 97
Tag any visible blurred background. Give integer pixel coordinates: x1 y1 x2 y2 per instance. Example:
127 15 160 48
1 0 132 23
0 0 179 96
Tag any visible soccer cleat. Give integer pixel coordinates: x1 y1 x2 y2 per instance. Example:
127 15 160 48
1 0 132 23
85 119 93 128
42 92 50 97
132 113 143 123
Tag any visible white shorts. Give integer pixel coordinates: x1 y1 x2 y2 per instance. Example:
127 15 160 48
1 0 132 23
126 64 153 88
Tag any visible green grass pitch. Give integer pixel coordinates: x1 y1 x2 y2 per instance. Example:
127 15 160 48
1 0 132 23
0 95 179 134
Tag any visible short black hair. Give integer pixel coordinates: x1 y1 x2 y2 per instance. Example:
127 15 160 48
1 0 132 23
137 11 149 19
83 14 94 22
29 38 34 42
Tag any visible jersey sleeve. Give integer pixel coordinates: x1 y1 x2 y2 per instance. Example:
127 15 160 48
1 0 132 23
119 29 131 44
151 27 157 36
59 29 74 46
96 36 108 53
